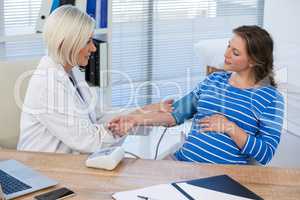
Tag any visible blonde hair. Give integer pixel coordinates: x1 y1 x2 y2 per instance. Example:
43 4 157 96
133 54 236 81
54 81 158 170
43 5 95 66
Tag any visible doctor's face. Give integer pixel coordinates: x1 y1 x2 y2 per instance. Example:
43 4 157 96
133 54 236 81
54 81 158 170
223 34 253 73
78 36 97 66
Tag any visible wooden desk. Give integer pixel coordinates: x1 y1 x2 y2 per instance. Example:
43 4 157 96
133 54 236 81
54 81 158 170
1 150 300 200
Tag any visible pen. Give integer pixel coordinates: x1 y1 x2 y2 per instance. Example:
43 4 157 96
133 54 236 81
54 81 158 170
137 195 148 200
137 195 158 200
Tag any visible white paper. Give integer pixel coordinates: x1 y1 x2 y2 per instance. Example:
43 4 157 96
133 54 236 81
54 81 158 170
113 182 255 200
112 184 188 200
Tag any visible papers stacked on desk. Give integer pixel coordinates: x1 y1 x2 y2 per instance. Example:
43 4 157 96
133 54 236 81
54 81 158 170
113 184 187 200
112 175 263 200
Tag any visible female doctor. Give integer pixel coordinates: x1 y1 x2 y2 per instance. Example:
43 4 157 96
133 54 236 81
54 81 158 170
17 5 121 153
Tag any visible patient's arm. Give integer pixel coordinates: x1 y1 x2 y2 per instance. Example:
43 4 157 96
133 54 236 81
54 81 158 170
134 111 176 127
108 112 176 136
131 99 174 114
108 93 197 135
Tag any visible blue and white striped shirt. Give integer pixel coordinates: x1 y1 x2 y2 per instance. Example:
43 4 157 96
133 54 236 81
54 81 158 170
172 71 284 165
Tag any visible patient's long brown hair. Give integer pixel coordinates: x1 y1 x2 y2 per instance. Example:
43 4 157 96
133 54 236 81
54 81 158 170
233 25 277 87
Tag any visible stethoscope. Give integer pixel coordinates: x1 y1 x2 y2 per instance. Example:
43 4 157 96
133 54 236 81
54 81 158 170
68 72 96 123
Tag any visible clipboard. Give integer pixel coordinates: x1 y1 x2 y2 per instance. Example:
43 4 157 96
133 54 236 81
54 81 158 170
112 175 263 200
171 175 263 200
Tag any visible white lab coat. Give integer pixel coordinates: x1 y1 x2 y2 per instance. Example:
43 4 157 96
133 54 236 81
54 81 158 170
17 56 117 153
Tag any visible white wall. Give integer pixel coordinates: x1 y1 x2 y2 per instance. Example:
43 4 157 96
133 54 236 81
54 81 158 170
264 0 300 168
264 0 300 89
264 0 300 45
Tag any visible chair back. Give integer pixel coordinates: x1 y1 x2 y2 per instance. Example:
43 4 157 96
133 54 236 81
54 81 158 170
0 58 39 149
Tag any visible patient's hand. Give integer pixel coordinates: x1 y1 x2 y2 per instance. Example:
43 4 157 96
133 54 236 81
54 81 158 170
198 114 235 134
134 99 174 114
108 115 138 136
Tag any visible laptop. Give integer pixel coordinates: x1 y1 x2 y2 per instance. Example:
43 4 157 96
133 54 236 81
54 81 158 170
0 159 58 200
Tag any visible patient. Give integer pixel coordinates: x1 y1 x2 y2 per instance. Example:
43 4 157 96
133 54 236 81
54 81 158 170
108 25 284 165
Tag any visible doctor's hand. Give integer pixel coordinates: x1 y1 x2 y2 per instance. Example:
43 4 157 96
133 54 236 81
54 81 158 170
108 115 138 136
134 99 174 114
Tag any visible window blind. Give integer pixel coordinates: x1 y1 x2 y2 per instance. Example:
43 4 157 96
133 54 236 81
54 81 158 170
0 0 265 109
111 0 265 109
0 0 41 35
0 0 44 60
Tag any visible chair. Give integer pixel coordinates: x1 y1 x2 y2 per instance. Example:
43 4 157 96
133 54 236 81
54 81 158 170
206 65 224 75
0 58 39 149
